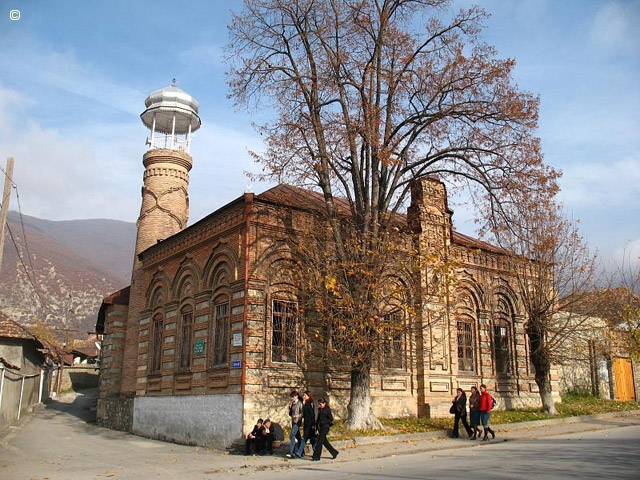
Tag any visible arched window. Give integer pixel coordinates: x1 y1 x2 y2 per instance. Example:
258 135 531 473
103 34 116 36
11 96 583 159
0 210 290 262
151 312 164 373
493 296 513 375
457 315 475 372
211 299 229 366
455 290 478 373
382 311 404 369
179 305 193 370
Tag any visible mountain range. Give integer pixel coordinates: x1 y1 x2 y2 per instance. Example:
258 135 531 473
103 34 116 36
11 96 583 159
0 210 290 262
0 211 136 341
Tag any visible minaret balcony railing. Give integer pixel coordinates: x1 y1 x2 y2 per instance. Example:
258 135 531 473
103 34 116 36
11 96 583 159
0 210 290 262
146 133 191 153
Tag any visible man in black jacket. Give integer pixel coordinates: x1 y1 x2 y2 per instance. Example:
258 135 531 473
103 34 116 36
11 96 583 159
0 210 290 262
245 418 263 455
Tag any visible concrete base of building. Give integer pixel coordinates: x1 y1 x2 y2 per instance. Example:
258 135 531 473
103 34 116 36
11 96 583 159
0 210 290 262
132 394 243 449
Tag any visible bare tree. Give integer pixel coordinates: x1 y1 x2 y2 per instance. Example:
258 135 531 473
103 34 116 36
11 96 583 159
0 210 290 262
227 0 559 428
602 247 640 359
492 189 599 413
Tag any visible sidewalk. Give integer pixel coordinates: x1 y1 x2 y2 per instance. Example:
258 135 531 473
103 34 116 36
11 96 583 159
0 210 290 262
1 389 639 480
303 408 640 458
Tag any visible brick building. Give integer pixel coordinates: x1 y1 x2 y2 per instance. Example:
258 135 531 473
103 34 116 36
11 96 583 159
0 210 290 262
95 86 552 448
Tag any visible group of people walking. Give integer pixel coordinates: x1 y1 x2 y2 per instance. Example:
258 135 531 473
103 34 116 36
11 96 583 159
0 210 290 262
245 389 339 461
451 384 496 441
247 385 495 459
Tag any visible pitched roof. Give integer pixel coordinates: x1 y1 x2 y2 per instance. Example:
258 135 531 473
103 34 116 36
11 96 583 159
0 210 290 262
0 311 38 341
0 311 62 360
96 286 131 334
257 184 350 214
255 184 507 255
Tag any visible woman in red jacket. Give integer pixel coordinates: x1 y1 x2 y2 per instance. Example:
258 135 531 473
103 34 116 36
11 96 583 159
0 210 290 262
479 384 496 441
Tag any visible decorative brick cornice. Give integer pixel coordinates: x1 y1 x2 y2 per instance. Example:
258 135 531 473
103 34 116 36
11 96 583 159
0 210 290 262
143 149 193 171
143 167 190 182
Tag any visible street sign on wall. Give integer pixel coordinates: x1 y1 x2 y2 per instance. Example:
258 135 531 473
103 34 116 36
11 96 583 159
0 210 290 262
193 339 205 356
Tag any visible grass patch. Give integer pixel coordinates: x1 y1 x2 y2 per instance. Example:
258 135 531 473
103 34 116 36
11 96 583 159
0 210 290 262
326 394 640 440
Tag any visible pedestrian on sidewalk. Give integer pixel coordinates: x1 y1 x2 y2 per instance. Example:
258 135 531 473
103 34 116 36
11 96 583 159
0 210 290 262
311 398 339 461
451 387 474 438
479 384 496 440
468 386 481 439
285 390 303 458
295 390 316 458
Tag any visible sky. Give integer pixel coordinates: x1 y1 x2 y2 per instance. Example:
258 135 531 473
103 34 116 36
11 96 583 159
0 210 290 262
0 0 638 270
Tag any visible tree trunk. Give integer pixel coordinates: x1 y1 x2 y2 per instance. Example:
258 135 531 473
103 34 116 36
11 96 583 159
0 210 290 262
535 369 558 415
528 321 558 415
344 364 383 430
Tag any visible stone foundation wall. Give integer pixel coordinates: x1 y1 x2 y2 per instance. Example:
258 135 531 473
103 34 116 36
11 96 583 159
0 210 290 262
96 396 134 432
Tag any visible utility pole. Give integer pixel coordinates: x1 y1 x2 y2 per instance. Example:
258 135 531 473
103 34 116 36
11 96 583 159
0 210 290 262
0 157 14 275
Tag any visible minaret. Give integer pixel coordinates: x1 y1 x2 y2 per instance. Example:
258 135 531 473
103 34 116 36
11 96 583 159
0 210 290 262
120 83 201 396
135 82 201 255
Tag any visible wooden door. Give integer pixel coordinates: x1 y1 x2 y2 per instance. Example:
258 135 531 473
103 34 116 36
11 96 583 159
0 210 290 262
613 357 635 401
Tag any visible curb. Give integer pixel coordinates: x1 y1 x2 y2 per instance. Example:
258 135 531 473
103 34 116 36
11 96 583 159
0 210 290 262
331 409 640 450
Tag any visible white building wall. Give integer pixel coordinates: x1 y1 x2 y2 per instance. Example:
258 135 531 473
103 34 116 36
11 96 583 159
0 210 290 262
132 394 243 448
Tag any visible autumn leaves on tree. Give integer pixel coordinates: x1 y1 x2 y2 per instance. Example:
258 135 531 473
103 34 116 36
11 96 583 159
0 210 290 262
227 0 560 428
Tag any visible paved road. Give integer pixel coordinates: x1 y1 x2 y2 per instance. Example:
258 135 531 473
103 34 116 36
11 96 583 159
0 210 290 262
1 390 639 479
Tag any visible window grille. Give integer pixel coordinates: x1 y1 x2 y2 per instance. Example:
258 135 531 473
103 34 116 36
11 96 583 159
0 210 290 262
494 323 511 374
382 312 404 369
151 313 163 373
212 302 229 366
179 307 193 369
272 299 298 363
457 319 475 372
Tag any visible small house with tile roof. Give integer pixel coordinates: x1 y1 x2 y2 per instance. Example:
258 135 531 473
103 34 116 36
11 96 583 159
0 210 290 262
0 312 58 428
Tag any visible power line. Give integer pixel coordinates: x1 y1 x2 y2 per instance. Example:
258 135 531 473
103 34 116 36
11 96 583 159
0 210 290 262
0 170 52 318
4 221 50 312
2 163 80 330
14 187 40 290
0 165 18 188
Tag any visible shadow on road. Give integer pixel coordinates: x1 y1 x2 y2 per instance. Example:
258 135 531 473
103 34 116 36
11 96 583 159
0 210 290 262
45 388 97 423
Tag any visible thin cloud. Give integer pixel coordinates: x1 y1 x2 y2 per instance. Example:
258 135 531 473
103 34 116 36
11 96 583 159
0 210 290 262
188 123 270 223
591 2 640 57
0 36 142 119
560 155 640 208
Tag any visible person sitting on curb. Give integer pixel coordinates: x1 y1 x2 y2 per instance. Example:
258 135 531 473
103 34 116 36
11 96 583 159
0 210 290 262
258 418 275 455
245 418 263 455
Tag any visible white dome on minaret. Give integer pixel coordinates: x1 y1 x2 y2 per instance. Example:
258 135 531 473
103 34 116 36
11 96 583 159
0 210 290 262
140 81 201 153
